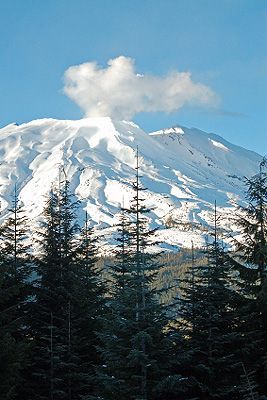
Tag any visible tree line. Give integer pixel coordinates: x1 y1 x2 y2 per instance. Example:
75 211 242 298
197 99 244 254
0 157 266 400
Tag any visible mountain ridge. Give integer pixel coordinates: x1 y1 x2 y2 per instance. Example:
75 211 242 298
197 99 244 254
0 117 262 249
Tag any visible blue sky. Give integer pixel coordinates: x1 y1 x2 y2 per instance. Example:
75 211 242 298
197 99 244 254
0 0 266 154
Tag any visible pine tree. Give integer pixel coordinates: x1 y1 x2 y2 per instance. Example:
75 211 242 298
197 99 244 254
232 157 267 397
96 149 170 400
30 179 107 400
70 211 107 399
0 186 32 399
233 157 267 288
172 203 244 399
29 182 80 399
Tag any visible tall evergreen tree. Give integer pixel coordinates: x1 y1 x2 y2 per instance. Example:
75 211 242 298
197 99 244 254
29 182 79 399
96 149 170 400
70 211 107 399
171 203 244 399
0 187 32 399
233 157 267 288
30 179 106 400
232 157 267 397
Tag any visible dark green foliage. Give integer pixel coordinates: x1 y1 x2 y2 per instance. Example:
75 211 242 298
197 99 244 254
232 158 267 397
29 186 74 399
233 157 267 289
96 152 171 400
239 362 267 400
170 206 246 399
0 158 266 400
0 188 32 399
28 181 107 400
70 212 107 398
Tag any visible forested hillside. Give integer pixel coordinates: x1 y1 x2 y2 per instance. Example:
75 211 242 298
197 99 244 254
0 157 266 400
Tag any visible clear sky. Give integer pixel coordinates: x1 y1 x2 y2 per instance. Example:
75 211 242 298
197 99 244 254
0 0 266 154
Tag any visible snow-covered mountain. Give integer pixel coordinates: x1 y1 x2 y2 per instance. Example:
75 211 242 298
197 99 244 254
0 117 262 249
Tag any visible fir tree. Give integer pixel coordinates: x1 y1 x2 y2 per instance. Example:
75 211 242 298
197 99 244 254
30 180 106 400
0 186 32 399
30 182 79 400
96 149 170 400
232 157 267 397
70 211 107 399
172 203 244 399
233 157 267 288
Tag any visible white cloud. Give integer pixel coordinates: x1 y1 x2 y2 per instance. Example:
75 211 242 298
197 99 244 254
63 56 219 120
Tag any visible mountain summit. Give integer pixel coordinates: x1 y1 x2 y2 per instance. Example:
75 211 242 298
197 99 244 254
0 117 261 249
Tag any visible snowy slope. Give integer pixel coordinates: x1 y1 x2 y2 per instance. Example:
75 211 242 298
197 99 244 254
0 117 261 249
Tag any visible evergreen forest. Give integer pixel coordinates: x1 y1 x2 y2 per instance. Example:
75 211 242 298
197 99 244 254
0 157 267 400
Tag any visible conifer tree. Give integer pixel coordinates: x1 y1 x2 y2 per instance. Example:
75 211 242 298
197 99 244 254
0 187 32 399
96 149 170 400
70 211 107 398
30 179 106 400
232 157 267 397
172 203 244 399
233 157 267 288
30 182 79 399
